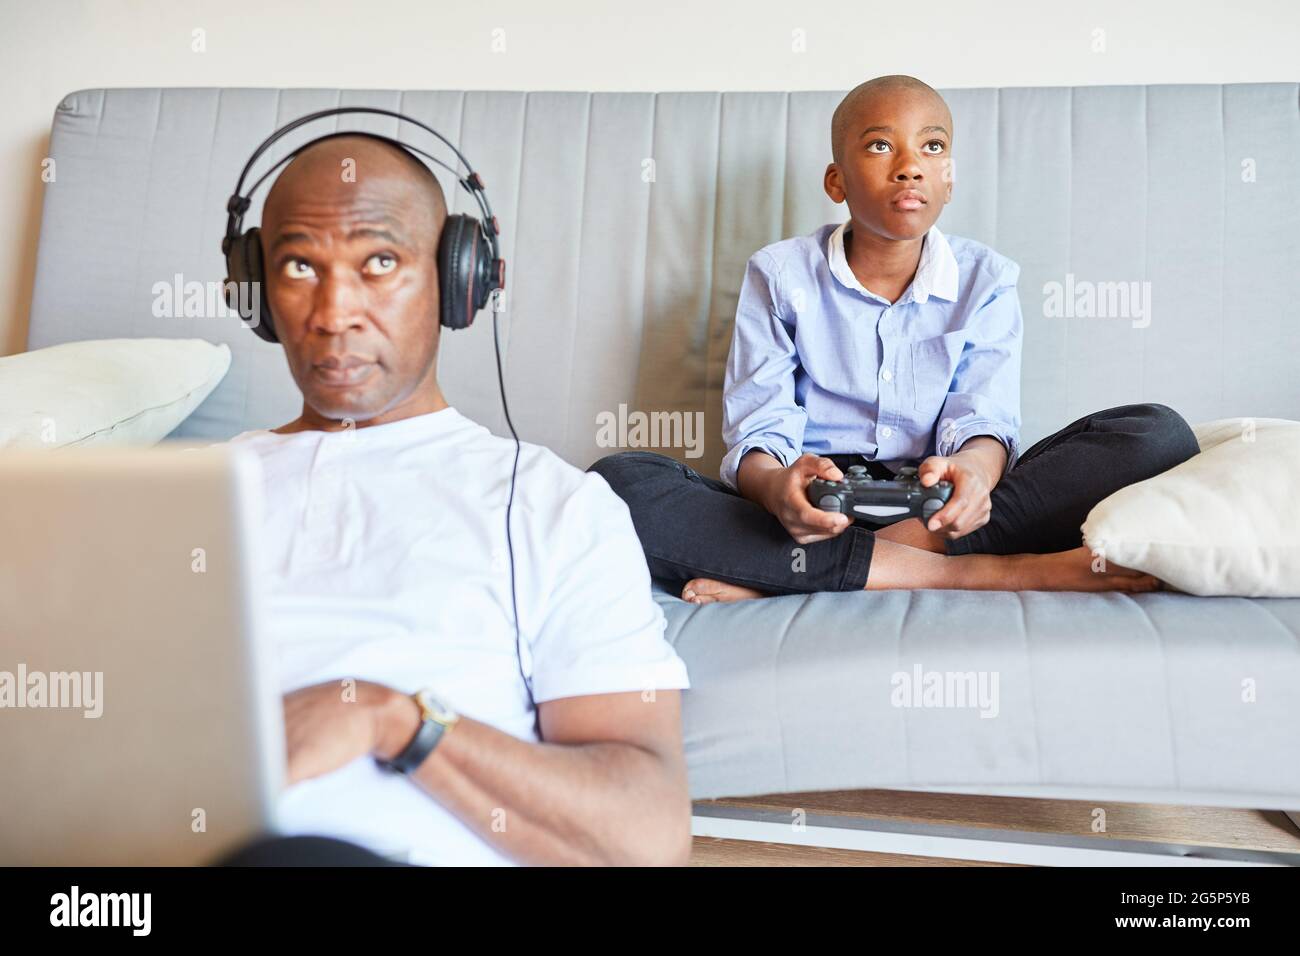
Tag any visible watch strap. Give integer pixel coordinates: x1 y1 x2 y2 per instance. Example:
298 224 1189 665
375 709 448 775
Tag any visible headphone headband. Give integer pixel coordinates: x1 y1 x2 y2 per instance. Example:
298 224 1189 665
223 106 500 264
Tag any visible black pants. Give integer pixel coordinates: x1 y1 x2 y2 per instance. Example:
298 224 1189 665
588 403 1200 595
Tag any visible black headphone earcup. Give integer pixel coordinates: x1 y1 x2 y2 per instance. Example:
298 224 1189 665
224 227 278 343
438 213 492 331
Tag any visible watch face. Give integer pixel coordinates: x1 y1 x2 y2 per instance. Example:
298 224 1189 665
416 689 458 724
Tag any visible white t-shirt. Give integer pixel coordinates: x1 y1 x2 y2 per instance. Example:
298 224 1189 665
227 407 689 865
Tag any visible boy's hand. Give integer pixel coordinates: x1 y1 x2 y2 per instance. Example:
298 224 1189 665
917 455 993 539
765 454 854 544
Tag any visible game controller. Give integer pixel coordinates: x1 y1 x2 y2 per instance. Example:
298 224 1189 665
808 465 953 526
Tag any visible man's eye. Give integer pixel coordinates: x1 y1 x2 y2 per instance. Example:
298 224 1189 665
284 259 315 279
866 140 892 153
924 140 947 154
364 253 398 276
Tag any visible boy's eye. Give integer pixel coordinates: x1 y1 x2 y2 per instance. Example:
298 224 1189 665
923 140 947 154
284 258 315 279
364 253 398 276
866 140 892 153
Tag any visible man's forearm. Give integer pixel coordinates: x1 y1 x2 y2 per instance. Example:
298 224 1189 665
950 435 1009 490
376 705 689 866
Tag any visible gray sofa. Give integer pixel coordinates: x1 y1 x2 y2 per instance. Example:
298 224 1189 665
27 85 1300 813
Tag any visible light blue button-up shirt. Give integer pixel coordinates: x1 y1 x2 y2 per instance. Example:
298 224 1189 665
719 221 1023 490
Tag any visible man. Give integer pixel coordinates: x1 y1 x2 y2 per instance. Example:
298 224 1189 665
225 134 691 866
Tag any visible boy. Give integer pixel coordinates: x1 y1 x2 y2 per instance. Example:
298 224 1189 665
590 75 1199 604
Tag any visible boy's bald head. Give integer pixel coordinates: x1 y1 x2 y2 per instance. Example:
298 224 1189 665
831 75 953 164
823 74 953 242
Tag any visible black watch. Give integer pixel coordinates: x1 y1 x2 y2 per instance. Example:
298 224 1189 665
375 688 459 775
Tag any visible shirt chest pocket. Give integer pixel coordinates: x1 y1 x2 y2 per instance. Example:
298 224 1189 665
801 331 871 401
910 330 968 412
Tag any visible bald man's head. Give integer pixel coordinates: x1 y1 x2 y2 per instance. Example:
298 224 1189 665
831 75 952 164
264 134 447 243
257 133 451 428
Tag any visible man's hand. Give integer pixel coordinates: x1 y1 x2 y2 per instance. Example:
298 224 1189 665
917 454 993 539
283 680 419 785
755 453 854 545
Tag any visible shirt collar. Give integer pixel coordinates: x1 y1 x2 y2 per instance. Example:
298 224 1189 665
826 220 959 304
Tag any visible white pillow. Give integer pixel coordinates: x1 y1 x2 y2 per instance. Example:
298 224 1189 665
0 338 231 449
1082 417 1300 597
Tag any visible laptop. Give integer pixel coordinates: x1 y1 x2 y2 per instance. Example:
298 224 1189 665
0 444 283 865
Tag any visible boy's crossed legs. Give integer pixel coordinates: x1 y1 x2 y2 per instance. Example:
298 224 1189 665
589 403 1200 603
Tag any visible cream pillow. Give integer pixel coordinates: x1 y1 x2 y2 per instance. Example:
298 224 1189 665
0 338 232 449
1082 417 1300 597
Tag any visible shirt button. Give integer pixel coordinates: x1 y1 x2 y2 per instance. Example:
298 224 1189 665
880 426 893 439
881 369 893 383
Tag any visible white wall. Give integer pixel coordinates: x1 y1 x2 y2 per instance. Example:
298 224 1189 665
2 0 1297 355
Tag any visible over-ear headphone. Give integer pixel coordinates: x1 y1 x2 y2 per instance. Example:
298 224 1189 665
222 107 506 343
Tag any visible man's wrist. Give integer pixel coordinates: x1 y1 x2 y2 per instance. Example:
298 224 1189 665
371 687 422 762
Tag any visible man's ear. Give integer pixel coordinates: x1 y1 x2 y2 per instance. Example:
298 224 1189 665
823 163 846 204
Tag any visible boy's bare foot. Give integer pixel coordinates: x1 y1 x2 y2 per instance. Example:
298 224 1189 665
680 545 1161 603
864 522 1164 592
865 538 1164 592
1007 546 1163 593
682 578 767 605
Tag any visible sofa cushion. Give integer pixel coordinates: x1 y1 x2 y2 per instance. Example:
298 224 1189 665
1082 418 1300 597
655 585 1300 805
0 338 231 449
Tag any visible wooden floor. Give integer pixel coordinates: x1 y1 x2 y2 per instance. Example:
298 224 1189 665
689 789 1300 866
691 837 1024 866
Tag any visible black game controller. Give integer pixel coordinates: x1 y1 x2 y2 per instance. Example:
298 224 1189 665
808 465 953 526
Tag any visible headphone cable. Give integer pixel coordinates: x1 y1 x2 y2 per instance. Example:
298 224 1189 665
491 305 526 697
